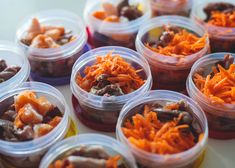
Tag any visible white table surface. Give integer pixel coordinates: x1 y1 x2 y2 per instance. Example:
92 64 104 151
0 0 235 168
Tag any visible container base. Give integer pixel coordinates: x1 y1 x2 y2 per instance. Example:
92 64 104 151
209 129 235 140
29 44 91 86
71 95 116 132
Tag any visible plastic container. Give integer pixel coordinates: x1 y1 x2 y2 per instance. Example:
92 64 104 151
191 0 235 53
0 82 73 168
39 134 137 168
116 90 208 168
70 46 152 132
84 0 151 50
150 0 193 17
187 52 235 139
0 41 30 96
136 16 210 92
16 10 88 86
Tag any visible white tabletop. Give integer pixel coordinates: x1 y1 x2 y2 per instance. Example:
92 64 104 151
0 0 235 168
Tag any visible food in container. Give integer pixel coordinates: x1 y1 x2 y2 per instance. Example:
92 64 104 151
0 59 21 83
191 0 235 53
0 82 73 168
40 134 137 168
136 16 209 91
150 0 193 17
84 0 151 49
16 10 88 85
70 46 152 132
187 53 235 139
0 41 30 96
116 90 208 168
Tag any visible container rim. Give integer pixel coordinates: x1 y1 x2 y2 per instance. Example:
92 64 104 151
0 82 70 156
39 134 138 168
116 90 208 164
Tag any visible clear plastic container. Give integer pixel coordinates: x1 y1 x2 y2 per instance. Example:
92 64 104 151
116 90 208 168
16 10 88 86
191 0 235 53
0 82 72 168
0 41 30 96
39 133 137 168
150 0 193 17
70 46 152 132
84 0 151 50
136 16 210 92
187 52 235 139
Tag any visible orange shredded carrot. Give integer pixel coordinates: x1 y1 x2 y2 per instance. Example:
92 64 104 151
194 63 235 104
207 11 235 27
146 29 207 57
76 52 145 94
106 155 121 168
122 104 198 155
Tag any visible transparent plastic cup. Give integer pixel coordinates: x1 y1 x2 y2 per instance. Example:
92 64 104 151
116 90 208 168
84 0 151 50
187 52 235 139
70 46 152 132
16 10 88 86
136 16 210 92
0 82 72 168
39 133 137 168
0 41 30 96
191 0 235 53
150 0 193 17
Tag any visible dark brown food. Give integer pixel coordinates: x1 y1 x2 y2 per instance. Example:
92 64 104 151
90 74 124 96
0 59 21 83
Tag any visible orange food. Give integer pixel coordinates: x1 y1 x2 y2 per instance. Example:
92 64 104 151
18 104 43 125
122 105 197 155
13 90 61 138
34 124 53 138
207 11 235 27
37 96 54 116
14 115 24 129
49 116 62 128
106 155 121 168
76 52 145 94
194 63 235 104
15 90 53 116
14 90 37 112
146 29 207 57
104 16 120 22
92 11 107 20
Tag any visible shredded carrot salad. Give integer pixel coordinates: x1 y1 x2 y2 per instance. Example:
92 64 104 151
146 28 207 58
207 11 235 27
76 52 145 94
194 62 235 104
122 103 201 155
